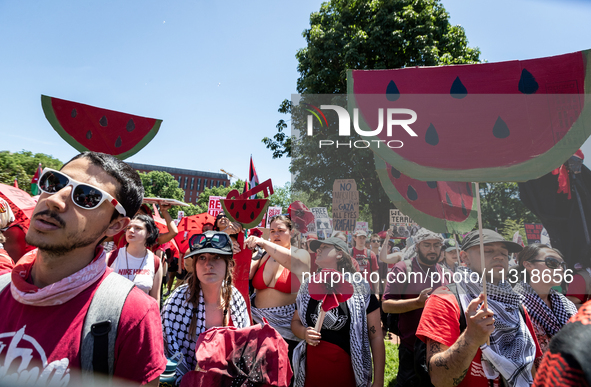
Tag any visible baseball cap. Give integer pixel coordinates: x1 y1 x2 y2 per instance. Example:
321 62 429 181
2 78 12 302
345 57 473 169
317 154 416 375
309 237 349 255
461 229 523 253
353 230 367 237
443 239 459 252
185 231 233 259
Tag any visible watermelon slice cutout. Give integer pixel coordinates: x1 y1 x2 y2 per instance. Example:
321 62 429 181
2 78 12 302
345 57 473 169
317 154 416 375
41 95 162 160
375 156 477 233
348 49 591 182
221 179 274 228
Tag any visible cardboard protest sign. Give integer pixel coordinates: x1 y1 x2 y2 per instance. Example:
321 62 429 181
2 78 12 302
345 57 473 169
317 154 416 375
524 223 544 244
389 209 420 238
332 179 359 232
207 196 225 217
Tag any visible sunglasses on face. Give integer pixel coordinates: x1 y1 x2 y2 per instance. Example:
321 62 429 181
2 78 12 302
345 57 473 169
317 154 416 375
371 240 380 243
189 233 231 250
38 168 126 216
529 257 567 270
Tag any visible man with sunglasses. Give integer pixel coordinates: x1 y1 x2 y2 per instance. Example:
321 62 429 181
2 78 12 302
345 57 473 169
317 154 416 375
417 229 542 387
0 152 166 386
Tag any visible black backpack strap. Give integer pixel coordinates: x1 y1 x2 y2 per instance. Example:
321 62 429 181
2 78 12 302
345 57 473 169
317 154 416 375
80 272 135 381
0 272 10 294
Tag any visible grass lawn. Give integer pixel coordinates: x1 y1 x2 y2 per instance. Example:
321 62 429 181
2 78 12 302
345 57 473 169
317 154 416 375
384 340 399 387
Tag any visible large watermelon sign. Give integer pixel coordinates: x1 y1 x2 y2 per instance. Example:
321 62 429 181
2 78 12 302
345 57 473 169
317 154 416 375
375 156 477 233
348 50 591 182
221 179 274 228
41 95 162 159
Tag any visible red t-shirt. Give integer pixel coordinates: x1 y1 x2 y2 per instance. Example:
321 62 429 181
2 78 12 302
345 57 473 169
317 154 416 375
351 247 379 277
416 286 542 387
0 268 167 385
0 248 14 272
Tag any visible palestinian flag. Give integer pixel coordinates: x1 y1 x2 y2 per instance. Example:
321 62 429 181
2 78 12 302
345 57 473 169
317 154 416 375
31 163 42 195
243 156 259 199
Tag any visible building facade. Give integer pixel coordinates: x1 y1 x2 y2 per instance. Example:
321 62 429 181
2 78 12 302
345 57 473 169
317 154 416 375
127 162 230 204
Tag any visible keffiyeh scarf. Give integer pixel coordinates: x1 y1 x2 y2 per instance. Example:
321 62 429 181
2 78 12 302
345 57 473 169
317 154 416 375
161 284 250 384
292 278 372 387
456 266 536 387
513 281 577 337
250 294 300 342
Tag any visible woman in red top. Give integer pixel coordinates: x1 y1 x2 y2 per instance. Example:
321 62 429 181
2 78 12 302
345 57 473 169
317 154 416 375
246 215 311 361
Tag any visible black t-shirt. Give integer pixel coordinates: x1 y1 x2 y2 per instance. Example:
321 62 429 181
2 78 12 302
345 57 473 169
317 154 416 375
305 294 380 355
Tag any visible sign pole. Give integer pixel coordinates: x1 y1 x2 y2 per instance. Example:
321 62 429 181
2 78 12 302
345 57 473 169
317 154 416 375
474 182 488 308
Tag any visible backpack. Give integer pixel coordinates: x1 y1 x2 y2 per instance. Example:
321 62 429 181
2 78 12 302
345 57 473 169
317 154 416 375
413 283 526 387
386 260 451 336
0 271 134 381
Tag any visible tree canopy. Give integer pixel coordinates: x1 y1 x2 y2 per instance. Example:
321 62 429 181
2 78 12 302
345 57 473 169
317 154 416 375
262 0 481 231
0 151 63 194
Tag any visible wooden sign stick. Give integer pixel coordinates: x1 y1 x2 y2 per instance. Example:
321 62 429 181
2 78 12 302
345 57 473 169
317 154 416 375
474 182 488 308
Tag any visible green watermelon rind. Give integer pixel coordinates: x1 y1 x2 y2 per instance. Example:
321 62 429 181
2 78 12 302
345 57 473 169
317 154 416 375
221 199 270 228
41 95 162 160
375 155 478 234
346 49 591 182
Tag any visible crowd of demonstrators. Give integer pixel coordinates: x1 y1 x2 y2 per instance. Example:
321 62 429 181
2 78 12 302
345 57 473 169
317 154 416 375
513 244 577 368
382 228 448 387
0 152 166 385
291 237 385 387
108 214 163 304
161 230 250 385
417 230 542 387
247 215 311 365
350 229 380 295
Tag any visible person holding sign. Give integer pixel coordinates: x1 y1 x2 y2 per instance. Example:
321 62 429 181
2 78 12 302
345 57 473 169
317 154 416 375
416 229 542 387
291 237 384 387
246 215 311 366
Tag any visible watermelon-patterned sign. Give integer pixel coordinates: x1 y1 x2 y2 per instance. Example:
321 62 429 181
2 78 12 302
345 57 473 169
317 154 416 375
41 95 162 160
348 49 591 182
375 155 477 233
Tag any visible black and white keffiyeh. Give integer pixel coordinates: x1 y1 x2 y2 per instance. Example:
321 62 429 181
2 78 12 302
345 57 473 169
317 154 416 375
455 266 536 387
292 277 372 387
250 294 301 342
161 284 250 384
513 281 577 337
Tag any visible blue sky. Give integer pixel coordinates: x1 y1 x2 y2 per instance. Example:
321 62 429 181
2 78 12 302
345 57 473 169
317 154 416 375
2 0 591 188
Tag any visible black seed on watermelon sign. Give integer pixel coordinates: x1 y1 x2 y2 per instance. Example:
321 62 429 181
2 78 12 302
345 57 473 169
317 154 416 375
461 198 468 216
386 80 400 101
256 202 260 209
242 203 247 210
493 116 510 139
390 166 401 179
115 136 122 148
235 212 240 219
126 119 135 132
446 192 452 207
407 185 418 201
450 76 468 99
250 212 255 220
425 123 439 146
466 182 472 196
230 203 234 210
427 181 437 189
86 130 92 139
518 69 539 94
71 108 77 118
99 116 108 127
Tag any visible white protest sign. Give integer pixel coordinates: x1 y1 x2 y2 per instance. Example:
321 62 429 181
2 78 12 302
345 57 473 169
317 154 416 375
208 196 225 217
389 209 419 238
311 207 333 239
265 206 283 228
332 179 359 232
355 221 369 233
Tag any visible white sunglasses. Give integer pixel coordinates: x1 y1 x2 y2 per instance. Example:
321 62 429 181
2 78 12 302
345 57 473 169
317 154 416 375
38 168 126 216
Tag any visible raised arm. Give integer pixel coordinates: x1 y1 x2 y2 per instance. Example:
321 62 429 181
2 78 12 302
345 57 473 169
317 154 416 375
427 294 494 387
379 230 403 265
382 287 432 314
155 204 179 244
245 236 310 279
